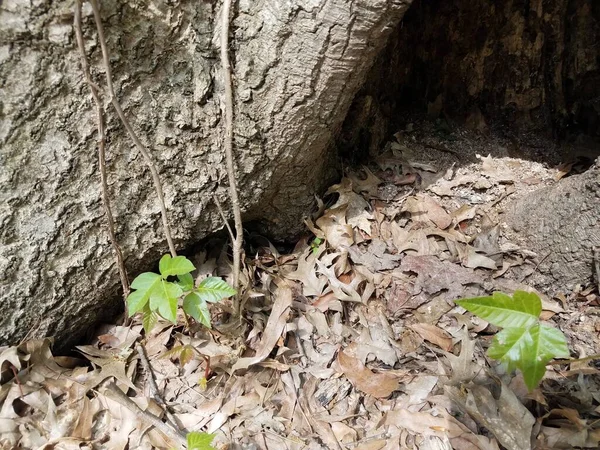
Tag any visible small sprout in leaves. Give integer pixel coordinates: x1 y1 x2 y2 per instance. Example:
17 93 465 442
186 431 216 450
126 255 236 333
455 290 569 391
310 237 323 254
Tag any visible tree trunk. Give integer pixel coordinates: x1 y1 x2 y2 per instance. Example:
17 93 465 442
504 163 600 294
340 0 600 160
0 0 411 348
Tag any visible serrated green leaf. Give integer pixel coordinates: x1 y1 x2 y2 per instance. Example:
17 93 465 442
142 305 158 334
159 254 196 278
127 272 162 316
180 345 195 367
183 292 212 328
455 291 540 328
488 327 533 372
520 324 569 391
149 280 182 323
177 273 194 291
535 323 570 359
195 277 237 303
489 323 570 391
187 431 216 450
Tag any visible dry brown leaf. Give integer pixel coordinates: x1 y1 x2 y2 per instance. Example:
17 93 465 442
316 205 355 250
336 350 398 398
400 255 482 298
286 245 327 297
327 177 374 235
463 246 497 270
428 174 479 196
354 440 388 450
441 327 479 384
451 205 478 224
349 166 382 198
410 323 453 352
317 260 363 303
347 239 402 272
395 229 430 255
445 382 535 450
404 194 452 229
232 284 292 371
383 408 495 449
540 424 598 448
76 346 136 391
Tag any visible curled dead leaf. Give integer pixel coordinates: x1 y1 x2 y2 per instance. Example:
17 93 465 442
410 323 453 352
336 350 398 398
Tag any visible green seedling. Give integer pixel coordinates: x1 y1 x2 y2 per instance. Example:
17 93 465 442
127 254 236 333
186 431 216 450
310 237 323 254
455 290 569 390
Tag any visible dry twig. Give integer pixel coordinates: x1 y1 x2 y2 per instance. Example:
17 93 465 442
74 0 130 302
135 343 182 430
213 195 236 245
89 0 177 257
101 381 186 447
220 0 244 303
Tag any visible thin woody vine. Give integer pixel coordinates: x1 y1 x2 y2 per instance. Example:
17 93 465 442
74 0 240 447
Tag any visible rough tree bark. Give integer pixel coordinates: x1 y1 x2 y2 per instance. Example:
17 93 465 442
341 0 600 156
505 163 600 294
0 0 411 348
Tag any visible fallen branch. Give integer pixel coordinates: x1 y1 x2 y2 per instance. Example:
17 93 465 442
74 0 130 303
101 381 186 447
89 0 177 257
220 0 244 304
135 343 182 431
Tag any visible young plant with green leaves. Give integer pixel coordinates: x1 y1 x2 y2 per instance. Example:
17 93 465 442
455 290 569 391
185 431 216 450
127 254 236 333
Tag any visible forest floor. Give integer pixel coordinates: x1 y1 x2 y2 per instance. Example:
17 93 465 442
2 121 600 450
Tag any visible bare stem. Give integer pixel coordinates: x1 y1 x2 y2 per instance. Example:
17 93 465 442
74 1 130 304
102 382 186 447
89 0 177 257
135 343 181 430
220 0 244 305
213 195 235 244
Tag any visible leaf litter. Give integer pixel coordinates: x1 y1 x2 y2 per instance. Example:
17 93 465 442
2 123 600 449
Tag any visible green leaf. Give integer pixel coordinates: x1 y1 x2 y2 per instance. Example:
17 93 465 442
520 358 548 392
177 273 194 291
187 431 216 450
158 254 195 278
489 324 570 391
148 280 182 323
127 272 162 316
142 304 158 334
195 277 237 303
131 272 162 291
183 292 212 328
535 323 570 359
488 327 533 372
521 324 569 391
455 291 540 328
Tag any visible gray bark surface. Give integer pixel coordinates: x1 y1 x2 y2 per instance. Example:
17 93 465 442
505 163 600 294
0 0 411 348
